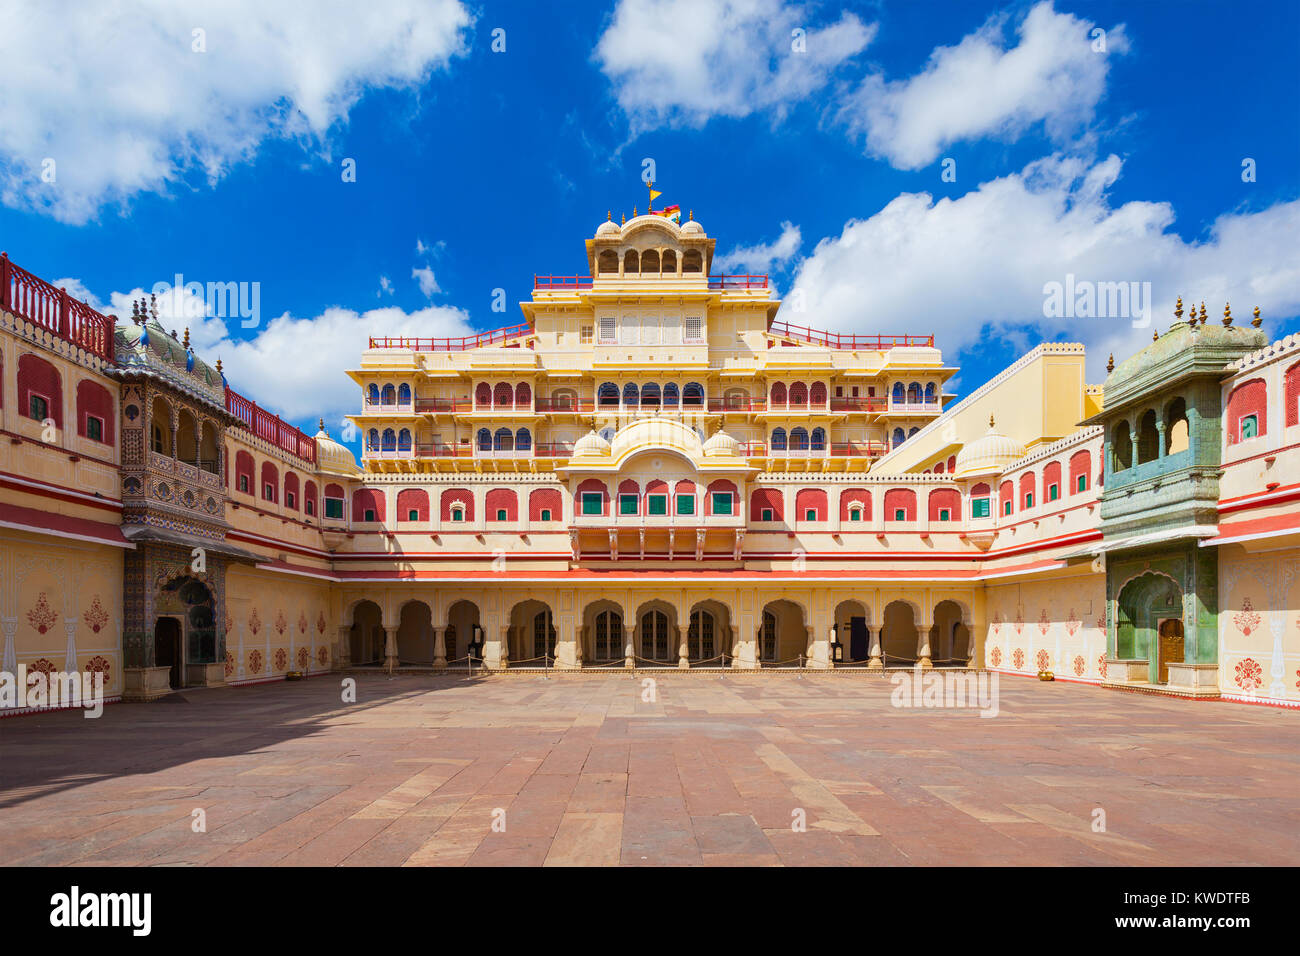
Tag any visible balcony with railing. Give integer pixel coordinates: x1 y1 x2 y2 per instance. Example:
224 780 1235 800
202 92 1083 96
369 323 532 352
534 274 769 291
226 387 317 464
1 252 115 360
535 396 595 413
768 319 934 351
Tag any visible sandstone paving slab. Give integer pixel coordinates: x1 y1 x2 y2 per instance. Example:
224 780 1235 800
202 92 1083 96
1 673 1297 866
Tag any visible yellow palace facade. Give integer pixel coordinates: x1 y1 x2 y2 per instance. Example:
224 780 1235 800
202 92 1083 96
1 213 1298 712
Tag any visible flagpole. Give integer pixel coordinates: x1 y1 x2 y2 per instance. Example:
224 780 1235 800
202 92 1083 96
647 180 653 215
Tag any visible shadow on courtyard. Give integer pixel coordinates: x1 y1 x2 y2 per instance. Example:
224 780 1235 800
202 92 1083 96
0 672 494 810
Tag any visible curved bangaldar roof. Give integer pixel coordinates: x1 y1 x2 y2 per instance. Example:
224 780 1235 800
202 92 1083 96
953 416 1027 480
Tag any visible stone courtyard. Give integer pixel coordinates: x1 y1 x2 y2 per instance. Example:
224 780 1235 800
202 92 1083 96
1 673 1297 866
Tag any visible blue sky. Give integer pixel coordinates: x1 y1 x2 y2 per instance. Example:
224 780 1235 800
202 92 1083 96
1 0 1296 450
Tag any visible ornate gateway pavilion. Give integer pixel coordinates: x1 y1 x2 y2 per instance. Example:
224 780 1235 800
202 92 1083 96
1 213 1298 711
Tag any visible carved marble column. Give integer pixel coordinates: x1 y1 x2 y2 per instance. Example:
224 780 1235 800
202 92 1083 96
917 620 934 669
676 625 689 669
867 625 883 669
624 624 635 668
383 625 399 672
432 625 447 668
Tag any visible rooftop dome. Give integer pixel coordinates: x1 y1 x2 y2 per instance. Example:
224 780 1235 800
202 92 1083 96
702 428 739 457
596 218 620 237
572 428 612 458
952 416 1026 479
313 421 360 476
680 219 703 235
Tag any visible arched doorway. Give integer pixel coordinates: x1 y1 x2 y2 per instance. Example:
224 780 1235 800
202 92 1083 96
638 606 673 663
759 600 806 665
156 575 216 686
397 601 434 665
834 599 870 663
688 609 716 661
446 599 480 663
507 600 555 664
932 600 969 666
881 601 919 665
584 601 624 662
349 600 383 666
1116 572 1183 684
154 617 182 690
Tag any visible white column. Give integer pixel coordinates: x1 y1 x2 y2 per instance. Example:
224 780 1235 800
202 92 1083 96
433 625 447 668
917 619 933 669
623 624 635 668
868 625 883 669
383 625 399 672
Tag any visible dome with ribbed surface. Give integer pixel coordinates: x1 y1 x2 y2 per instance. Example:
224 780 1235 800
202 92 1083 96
314 423 359 476
572 429 612 458
702 428 739 457
596 219 620 237
953 417 1026 479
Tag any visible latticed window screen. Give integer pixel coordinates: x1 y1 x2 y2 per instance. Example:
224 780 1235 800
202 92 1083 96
533 611 556 659
598 316 616 343
760 611 777 662
689 611 714 660
595 611 622 660
641 611 670 660
685 316 703 342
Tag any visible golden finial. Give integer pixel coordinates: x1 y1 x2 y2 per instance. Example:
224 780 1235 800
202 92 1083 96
1199 301 1207 324
620 213 626 225
182 327 190 349
1223 302 1232 326
606 210 611 221
1152 328 1159 341
1106 353 1114 374
1252 305 1261 328
215 357 223 374
319 417 325 431
689 209 694 221
633 206 637 217
988 414 995 428
1174 296 1183 320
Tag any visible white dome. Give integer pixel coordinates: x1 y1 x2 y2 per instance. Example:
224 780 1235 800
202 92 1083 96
314 423 360 476
572 429 612 457
953 417 1026 479
702 429 739 457
681 219 703 235
596 219 620 237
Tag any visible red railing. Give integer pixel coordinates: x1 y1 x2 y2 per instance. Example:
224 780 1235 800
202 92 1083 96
532 274 769 290
769 320 933 350
0 252 115 360
535 397 595 413
708 274 768 290
226 387 317 464
830 397 889 412
369 323 532 351
534 442 575 456
831 441 889 457
708 396 767 412
534 275 594 290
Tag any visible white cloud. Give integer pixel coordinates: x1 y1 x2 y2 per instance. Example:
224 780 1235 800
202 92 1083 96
0 0 472 223
412 266 440 297
787 154 1300 380
840 2 1128 169
595 0 875 131
96 285 473 424
714 221 802 274
378 275 394 297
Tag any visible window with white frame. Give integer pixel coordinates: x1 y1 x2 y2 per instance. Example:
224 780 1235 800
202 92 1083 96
598 316 616 343
684 316 703 343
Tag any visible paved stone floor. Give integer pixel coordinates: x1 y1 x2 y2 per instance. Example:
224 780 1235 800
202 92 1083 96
1 673 1298 866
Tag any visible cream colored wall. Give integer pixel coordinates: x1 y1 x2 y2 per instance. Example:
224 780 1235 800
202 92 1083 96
983 569 1107 681
1218 543 1300 706
224 563 334 683
0 529 125 703
873 344 1089 475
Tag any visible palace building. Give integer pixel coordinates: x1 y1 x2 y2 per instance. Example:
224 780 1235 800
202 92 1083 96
1 213 1298 712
